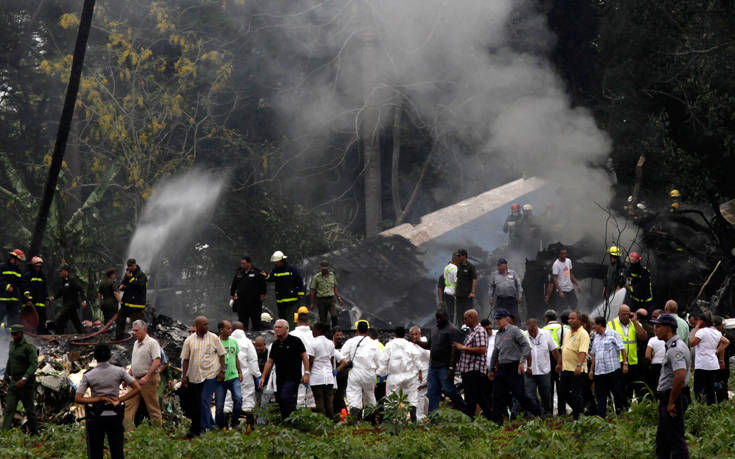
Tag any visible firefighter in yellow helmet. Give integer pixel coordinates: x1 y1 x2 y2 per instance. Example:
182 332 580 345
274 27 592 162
603 246 625 300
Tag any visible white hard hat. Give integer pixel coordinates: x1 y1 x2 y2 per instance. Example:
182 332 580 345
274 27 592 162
522 204 533 212
270 250 286 262
260 312 273 323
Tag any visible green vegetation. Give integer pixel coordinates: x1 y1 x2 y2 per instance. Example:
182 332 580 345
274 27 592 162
2 400 735 458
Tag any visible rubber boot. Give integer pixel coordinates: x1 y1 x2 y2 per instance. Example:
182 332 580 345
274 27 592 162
348 407 362 424
410 406 417 423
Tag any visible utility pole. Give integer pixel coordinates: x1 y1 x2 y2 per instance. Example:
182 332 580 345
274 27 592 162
29 0 96 256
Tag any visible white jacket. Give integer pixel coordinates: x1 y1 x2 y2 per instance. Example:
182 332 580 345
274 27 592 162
341 335 380 383
231 329 261 378
378 338 420 384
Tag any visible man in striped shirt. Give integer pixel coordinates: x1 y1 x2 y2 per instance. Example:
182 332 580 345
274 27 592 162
181 316 226 437
589 316 628 417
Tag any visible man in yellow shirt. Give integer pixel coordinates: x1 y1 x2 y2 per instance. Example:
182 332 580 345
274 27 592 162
555 311 589 419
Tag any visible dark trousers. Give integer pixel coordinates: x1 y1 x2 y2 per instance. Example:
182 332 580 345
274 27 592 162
594 370 625 417
86 414 124 459
34 306 48 334
496 296 519 320
316 297 338 327
0 300 19 328
276 302 300 324
237 301 262 331
716 367 729 403
656 388 690 459
550 368 565 415
276 380 299 421
333 369 348 414
455 297 474 325
461 371 493 419
100 303 117 324
186 382 204 436
693 369 718 405
623 364 645 401
525 373 552 416
311 384 335 419
648 364 662 394
2 381 37 433
442 294 456 325
492 362 540 424
560 370 584 419
115 307 143 339
427 366 466 413
55 305 84 334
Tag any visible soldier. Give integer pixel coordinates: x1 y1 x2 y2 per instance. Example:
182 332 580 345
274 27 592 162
97 268 119 324
651 314 691 458
22 256 49 334
309 259 344 328
50 264 86 334
2 324 38 434
115 258 147 340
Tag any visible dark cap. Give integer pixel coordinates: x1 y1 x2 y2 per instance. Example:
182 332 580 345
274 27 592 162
495 308 511 319
319 259 329 267
9 324 24 333
650 314 677 328
497 258 508 265
126 258 137 266
59 263 71 271
456 248 468 256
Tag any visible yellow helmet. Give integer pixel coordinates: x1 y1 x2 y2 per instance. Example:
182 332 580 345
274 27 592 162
354 319 370 330
671 201 680 209
608 246 621 257
670 189 681 198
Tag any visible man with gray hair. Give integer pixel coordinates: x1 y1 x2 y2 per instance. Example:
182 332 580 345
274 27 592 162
488 258 523 320
124 319 162 430
664 300 690 343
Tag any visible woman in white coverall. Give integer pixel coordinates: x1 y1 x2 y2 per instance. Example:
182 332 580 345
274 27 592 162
337 320 380 420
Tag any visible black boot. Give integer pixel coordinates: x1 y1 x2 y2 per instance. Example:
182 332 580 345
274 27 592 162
349 407 362 424
410 406 417 423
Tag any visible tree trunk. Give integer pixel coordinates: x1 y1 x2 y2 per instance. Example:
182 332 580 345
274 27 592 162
363 116 382 238
391 102 402 222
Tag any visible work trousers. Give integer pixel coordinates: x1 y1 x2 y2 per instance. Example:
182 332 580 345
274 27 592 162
346 373 377 411
316 296 338 327
276 302 300 325
311 384 335 419
0 300 19 329
100 303 118 325
115 307 143 339
461 371 492 419
185 381 204 436
86 414 124 459
454 297 473 324
124 373 162 430
560 370 585 419
2 381 37 433
593 369 625 418
693 369 718 405
215 377 242 428
656 388 690 459
55 305 84 334
276 379 300 421
492 362 540 424
333 369 348 414
31 305 48 334
441 294 456 326
237 301 262 331
386 376 419 408
427 365 466 413
525 373 553 416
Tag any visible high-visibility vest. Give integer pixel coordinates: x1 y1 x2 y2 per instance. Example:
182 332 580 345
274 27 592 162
444 264 457 289
608 317 637 365
543 323 563 348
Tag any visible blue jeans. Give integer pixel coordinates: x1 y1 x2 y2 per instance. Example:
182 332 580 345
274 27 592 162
200 378 219 432
427 366 466 413
215 377 242 428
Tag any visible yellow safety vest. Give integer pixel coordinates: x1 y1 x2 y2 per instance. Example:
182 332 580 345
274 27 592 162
444 264 457 289
543 323 562 348
608 318 637 365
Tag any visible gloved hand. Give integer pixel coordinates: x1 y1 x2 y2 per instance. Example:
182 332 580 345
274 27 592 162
332 369 338 377
255 377 261 388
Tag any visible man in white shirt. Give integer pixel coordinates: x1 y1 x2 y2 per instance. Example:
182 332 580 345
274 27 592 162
378 326 421 422
409 326 430 421
545 247 582 309
224 321 262 428
310 322 336 419
336 321 381 421
523 319 559 416
289 311 317 409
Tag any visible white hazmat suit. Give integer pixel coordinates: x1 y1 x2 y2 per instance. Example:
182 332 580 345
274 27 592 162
224 329 262 414
290 324 317 408
378 337 420 407
340 335 380 410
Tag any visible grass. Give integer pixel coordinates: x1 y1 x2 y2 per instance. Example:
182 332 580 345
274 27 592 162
2 398 735 458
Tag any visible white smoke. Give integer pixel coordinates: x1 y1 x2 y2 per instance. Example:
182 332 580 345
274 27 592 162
237 0 613 245
126 169 227 271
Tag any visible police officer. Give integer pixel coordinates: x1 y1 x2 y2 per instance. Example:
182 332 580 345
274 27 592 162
75 343 141 459
50 264 86 334
263 251 305 323
22 256 49 334
488 258 523 320
0 249 25 329
2 324 38 434
115 258 147 340
230 256 267 331
651 314 691 458
97 268 119 324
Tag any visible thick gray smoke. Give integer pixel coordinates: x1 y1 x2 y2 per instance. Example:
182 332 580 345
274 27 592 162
126 169 227 271
246 0 615 246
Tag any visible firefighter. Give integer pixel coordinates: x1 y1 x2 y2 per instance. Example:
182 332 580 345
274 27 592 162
22 256 49 334
115 258 147 340
50 264 86 334
603 246 626 300
0 249 26 330
503 203 523 245
627 252 653 313
263 251 304 323
669 189 681 213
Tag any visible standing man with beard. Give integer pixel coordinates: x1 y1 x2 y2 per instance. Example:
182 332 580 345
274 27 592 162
231 256 267 331
454 249 477 324
115 259 147 340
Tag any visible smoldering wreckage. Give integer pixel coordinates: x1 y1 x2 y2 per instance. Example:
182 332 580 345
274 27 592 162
2 178 735 431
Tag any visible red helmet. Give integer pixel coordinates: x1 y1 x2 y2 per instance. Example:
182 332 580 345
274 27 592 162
9 249 26 261
629 252 641 263
31 256 44 265
511 203 520 213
